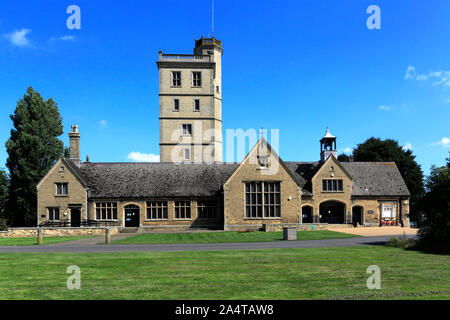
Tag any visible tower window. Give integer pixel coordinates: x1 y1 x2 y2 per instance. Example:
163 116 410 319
172 71 181 87
216 86 220 93
183 148 191 160
182 124 192 135
192 72 202 87
194 99 200 111
173 99 180 111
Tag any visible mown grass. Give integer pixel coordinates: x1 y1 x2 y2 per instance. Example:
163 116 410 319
112 230 359 244
0 236 93 246
0 246 448 299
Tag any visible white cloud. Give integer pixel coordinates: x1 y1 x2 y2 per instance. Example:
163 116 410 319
127 152 160 162
431 137 450 148
404 66 416 80
98 120 107 127
405 66 450 87
343 147 352 153
402 142 413 151
49 35 76 42
444 98 450 103
379 105 393 111
4 28 32 47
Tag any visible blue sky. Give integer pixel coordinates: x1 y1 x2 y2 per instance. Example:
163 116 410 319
0 0 449 174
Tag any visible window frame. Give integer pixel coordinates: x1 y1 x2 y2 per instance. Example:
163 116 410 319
183 147 191 160
182 123 192 136
173 99 180 111
197 201 218 220
48 207 60 221
194 99 200 111
95 202 118 221
192 71 202 87
245 181 281 220
174 201 192 220
321 179 343 192
171 71 181 87
55 182 68 196
146 201 168 220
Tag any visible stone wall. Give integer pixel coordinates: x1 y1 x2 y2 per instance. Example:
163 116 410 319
37 158 88 225
88 199 222 229
224 140 302 230
263 223 328 232
0 227 120 238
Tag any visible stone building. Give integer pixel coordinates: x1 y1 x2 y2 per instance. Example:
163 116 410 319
157 36 223 163
36 37 411 231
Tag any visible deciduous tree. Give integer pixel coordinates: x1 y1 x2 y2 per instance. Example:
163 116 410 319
351 138 424 224
417 156 450 253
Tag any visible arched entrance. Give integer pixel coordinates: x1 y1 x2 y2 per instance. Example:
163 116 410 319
124 204 140 227
302 206 313 223
352 206 363 225
319 201 345 224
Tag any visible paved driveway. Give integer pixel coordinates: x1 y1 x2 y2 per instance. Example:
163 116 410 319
328 226 418 237
0 235 416 253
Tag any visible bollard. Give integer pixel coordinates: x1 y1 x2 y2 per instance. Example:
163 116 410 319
105 228 111 244
37 228 43 246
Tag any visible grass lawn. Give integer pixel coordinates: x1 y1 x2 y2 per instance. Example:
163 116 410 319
0 236 93 246
112 230 359 244
0 246 449 299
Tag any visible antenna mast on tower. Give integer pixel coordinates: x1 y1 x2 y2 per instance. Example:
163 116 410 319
211 0 215 36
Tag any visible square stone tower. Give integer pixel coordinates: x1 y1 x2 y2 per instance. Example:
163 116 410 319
157 36 223 163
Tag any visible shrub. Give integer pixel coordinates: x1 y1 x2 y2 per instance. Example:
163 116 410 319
386 234 416 249
0 218 8 231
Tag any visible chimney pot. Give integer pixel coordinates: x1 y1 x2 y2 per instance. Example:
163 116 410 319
68 125 81 166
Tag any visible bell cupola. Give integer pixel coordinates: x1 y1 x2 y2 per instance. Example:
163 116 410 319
320 127 337 162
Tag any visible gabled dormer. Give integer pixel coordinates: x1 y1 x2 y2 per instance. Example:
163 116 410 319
311 154 352 196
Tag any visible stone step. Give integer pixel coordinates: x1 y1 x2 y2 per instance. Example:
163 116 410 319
120 227 139 233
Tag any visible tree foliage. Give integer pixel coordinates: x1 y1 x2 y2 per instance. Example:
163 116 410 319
351 137 425 224
5 87 64 226
0 169 8 227
337 153 350 162
416 156 450 253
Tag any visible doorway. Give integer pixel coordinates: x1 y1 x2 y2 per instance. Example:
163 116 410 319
302 206 313 223
352 206 363 225
124 205 140 227
319 201 346 224
71 208 81 227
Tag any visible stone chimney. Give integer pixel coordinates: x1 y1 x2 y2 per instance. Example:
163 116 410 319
68 125 81 166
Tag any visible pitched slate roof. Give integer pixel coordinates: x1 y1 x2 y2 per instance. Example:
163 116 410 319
80 162 239 198
285 161 410 196
284 162 321 195
71 158 409 199
61 157 88 187
341 162 410 196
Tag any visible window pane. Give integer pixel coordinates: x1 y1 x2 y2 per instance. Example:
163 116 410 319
257 206 262 217
186 207 191 219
